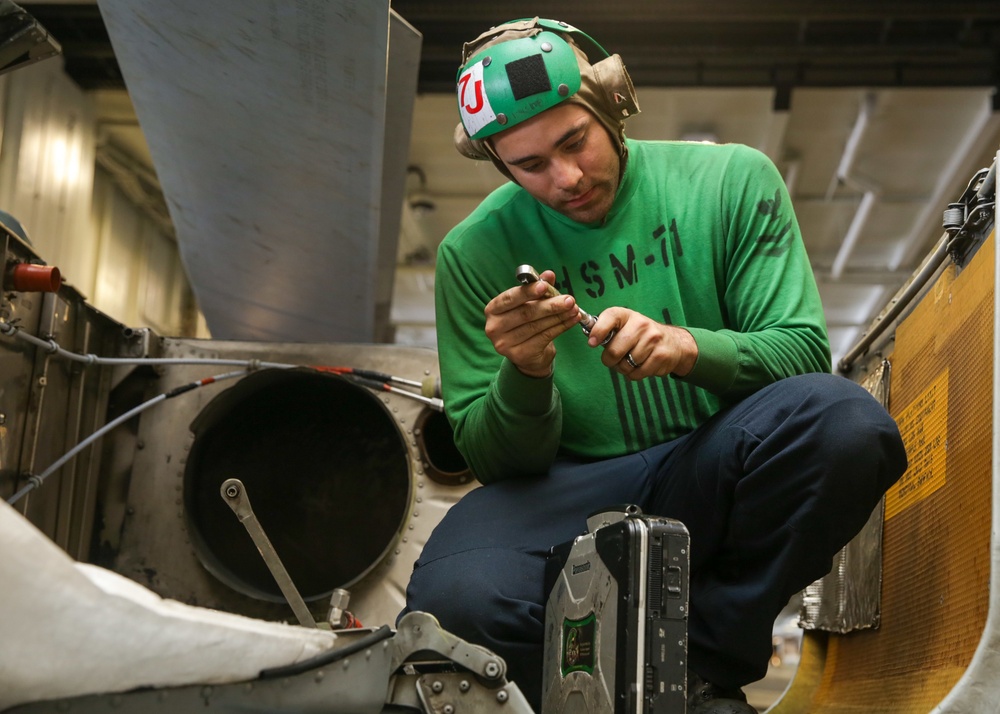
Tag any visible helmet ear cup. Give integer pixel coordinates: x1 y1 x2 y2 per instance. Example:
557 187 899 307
453 122 490 160
591 54 640 119
453 122 519 182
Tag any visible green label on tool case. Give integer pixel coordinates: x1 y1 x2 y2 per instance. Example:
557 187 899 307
561 613 597 676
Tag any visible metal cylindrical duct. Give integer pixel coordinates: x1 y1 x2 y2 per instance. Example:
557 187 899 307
183 368 410 603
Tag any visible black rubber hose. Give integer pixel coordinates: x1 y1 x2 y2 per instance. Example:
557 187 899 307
258 624 394 680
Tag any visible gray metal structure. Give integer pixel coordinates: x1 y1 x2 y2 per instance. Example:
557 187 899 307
9 613 535 714
95 0 419 344
0 224 525 713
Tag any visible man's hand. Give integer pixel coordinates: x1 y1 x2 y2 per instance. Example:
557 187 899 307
585 307 698 379
484 270 582 378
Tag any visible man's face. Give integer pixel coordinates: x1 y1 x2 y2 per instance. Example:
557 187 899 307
490 103 620 224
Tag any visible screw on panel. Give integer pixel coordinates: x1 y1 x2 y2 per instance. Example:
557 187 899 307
459 680 471 692
432 681 444 693
497 690 509 703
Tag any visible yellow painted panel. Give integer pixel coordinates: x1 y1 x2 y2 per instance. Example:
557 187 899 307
802 232 993 713
885 369 948 521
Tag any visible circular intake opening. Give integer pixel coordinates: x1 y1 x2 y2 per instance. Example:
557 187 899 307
415 409 470 486
184 368 410 602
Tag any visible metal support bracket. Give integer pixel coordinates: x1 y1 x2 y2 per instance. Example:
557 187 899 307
391 611 505 680
390 612 535 714
416 671 534 714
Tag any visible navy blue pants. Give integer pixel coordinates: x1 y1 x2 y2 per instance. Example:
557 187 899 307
401 373 907 708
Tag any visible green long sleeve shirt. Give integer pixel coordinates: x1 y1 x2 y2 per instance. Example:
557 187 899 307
435 139 831 484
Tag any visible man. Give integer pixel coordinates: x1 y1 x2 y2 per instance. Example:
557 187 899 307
402 17 907 714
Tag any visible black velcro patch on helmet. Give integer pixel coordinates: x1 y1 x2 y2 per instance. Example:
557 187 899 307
506 54 551 100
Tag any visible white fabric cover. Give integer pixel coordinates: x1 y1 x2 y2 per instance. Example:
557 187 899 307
0 500 338 711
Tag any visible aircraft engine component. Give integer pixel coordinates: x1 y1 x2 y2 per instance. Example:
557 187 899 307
104 338 474 628
186 368 411 604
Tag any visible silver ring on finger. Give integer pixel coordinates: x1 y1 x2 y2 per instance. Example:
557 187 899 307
625 352 639 369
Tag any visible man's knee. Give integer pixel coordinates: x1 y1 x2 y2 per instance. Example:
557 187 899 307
404 548 546 645
793 373 907 485
764 374 907 554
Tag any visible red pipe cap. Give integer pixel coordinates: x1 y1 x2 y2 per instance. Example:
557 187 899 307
10 264 61 293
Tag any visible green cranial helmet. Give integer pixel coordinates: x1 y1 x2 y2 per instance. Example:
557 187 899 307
453 18 640 176
456 19 605 141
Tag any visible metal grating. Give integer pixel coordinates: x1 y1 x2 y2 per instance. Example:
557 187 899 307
808 234 994 711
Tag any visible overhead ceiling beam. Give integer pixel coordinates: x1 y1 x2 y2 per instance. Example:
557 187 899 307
831 190 879 280
24 1 1000 91
394 1 1000 93
390 1 1000 22
827 92 876 199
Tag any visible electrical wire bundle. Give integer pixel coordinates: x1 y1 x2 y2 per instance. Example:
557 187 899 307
0 319 443 505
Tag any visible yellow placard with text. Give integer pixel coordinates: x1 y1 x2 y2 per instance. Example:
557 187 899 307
885 370 948 521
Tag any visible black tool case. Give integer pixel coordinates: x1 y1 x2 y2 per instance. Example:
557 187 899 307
541 506 690 714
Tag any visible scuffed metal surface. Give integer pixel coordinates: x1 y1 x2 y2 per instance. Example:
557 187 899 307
97 0 393 342
800 359 891 633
